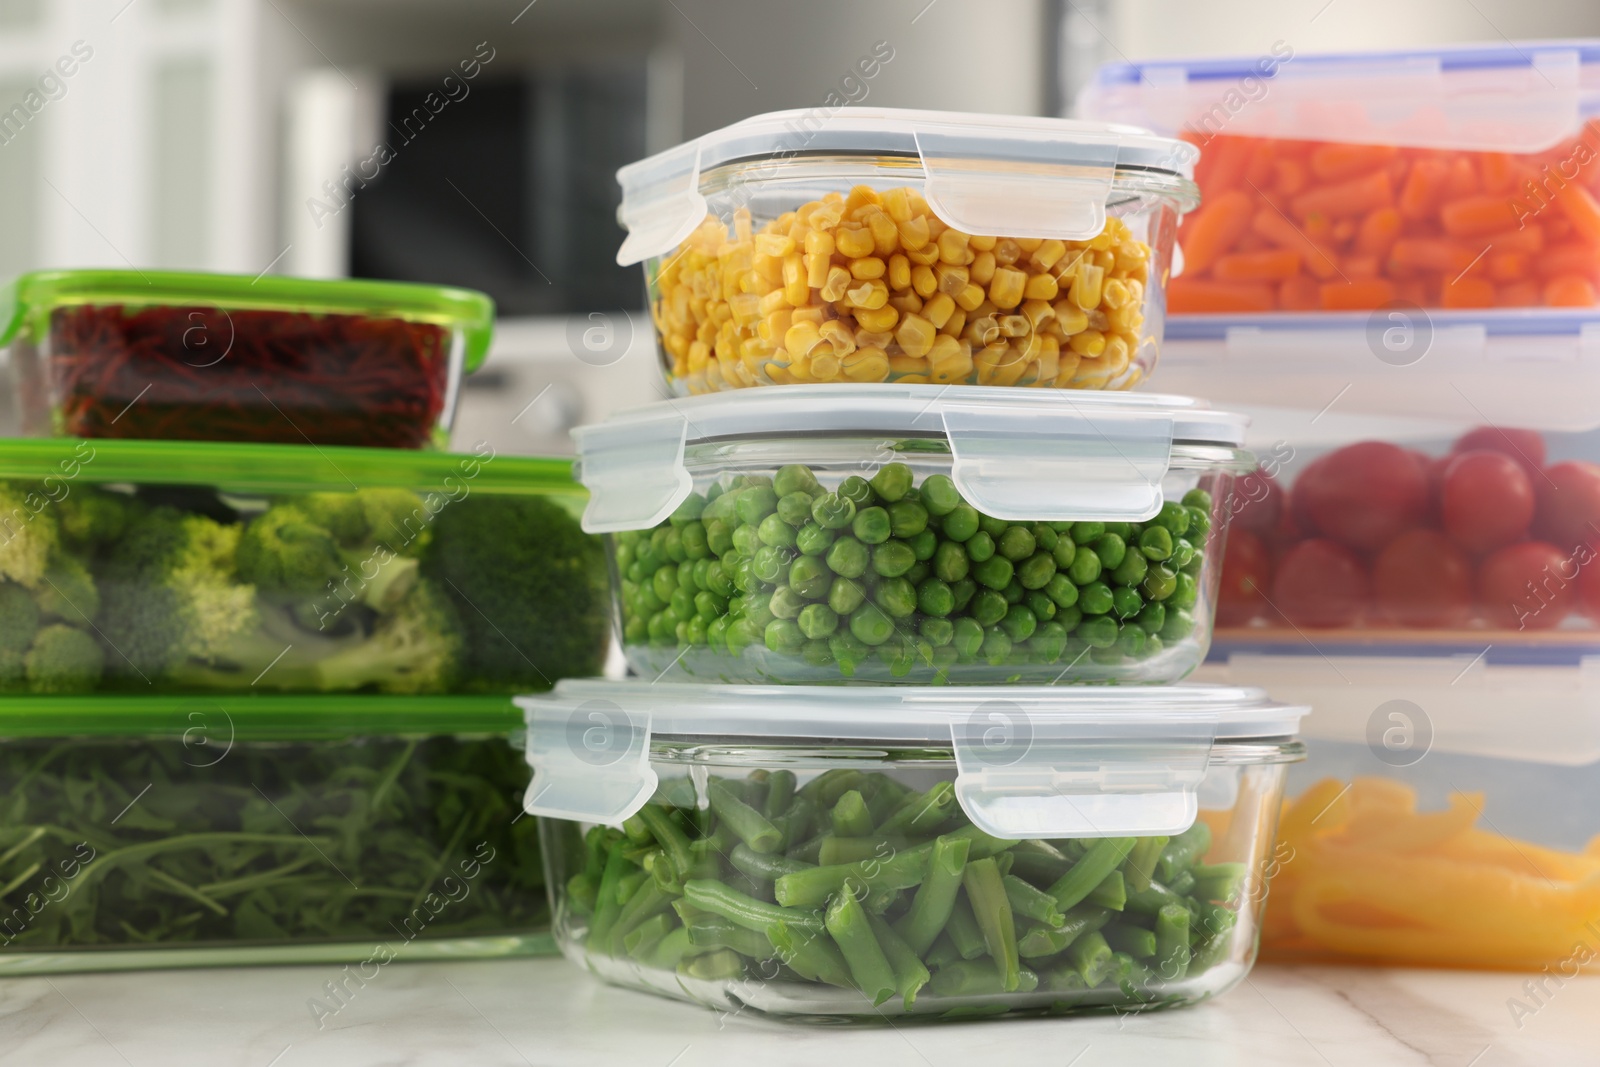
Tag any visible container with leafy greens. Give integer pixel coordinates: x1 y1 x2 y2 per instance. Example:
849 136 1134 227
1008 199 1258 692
0 695 546 973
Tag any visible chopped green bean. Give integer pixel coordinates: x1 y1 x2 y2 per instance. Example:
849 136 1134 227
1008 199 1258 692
892 834 971 956
707 779 783 854
825 888 897 1006
1047 837 1136 912
1155 904 1191 981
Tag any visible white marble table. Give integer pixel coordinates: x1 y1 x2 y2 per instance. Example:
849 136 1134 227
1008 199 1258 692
1 958 1592 1066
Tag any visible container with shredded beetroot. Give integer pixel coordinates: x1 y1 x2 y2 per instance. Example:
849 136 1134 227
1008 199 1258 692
0 271 495 449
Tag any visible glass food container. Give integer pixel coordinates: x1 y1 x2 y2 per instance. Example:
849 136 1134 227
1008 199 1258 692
0 436 608 697
520 679 1307 1020
615 108 1199 395
573 385 1253 685
0 270 496 449
0 695 547 974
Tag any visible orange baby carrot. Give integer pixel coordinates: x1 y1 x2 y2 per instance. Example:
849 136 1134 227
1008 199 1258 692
1545 274 1598 306
1442 156 1479 199
1396 279 1434 305
1389 238 1480 275
1181 189 1255 275
1202 136 1255 194
1483 225 1545 254
1355 207 1403 258
1214 249 1302 282
1344 255 1380 278
1303 214 1334 244
1479 152 1517 194
1554 184 1600 244
1539 243 1600 278
1399 159 1450 219
1488 251 1533 282
1441 277 1496 308
1253 207 1341 279
1498 280 1541 306
1309 142 1399 183
1279 275 1321 310
1244 140 1278 188
1440 195 1521 238
1275 159 1309 197
1168 278 1275 313
1319 279 1396 310
1292 169 1395 219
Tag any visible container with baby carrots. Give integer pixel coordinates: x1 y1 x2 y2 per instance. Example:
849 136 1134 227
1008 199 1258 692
614 109 1198 395
1080 41 1600 430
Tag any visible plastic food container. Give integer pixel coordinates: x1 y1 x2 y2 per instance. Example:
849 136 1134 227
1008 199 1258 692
0 437 608 697
0 695 547 974
573 385 1252 685
0 270 495 449
616 108 1198 395
1079 42 1600 430
521 680 1307 1019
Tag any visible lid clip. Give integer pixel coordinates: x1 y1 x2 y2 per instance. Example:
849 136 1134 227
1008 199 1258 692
573 411 694 533
523 699 658 825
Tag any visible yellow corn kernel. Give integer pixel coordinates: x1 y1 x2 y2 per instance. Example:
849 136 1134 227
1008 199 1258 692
970 251 996 286
783 253 809 306
1115 239 1151 274
910 264 938 298
1069 356 1113 389
867 211 899 256
888 293 923 317
845 185 882 211
1053 349 1083 388
896 215 930 250
835 225 875 259
883 187 914 222
761 309 793 341
810 350 842 380
941 307 967 338
1024 272 1059 302
934 264 969 296
752 255 785 287
1068 328 1106 358
755 233 794 258
1103 332 1132 374
993 239 1023 266
888 355 929 376
845 278 889 310
989 346 1031 387
895 373 932 384
989 266 1027 310
1021 299 1055 331
687 340 711 372
850 256 887 280
790 305 827 325
927 334 974 384
954 283 986 312
1086 308 1109 332
1087 227 1116 252
906 242 941 265
855 328 894 350
999 314 1030 339
855 304 900 332
1053 302 1089 335
1035 334 1061 384
819 320 856 357
759 287 790 316
937 228 972 265
895 313 937 359
888 253 912 291
804 230 836 257
1072 264 1105 311
784 320 824 358
1029 240 1066 272
811 204 844 231
965 316 1001 347
1015 237 1042 253
923 292 956 330
729 293 762 327
820 266 852 302
733 207 753 243
1106 303 1142 335
784 350 813 379
1101 278 1131 310
842 346 891 382
805 251 831 289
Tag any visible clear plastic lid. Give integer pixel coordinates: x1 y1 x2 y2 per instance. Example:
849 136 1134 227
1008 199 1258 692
615 107 1199 266
518 679 1307 840
1080 40 1600 153
571 384 1249 532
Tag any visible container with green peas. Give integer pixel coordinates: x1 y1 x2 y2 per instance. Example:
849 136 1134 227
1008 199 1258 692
574 386 1253 685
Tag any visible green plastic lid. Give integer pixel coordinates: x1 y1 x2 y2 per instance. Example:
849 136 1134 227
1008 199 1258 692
0 270 498 373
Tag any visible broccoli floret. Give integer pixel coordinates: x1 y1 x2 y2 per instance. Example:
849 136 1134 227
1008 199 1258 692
24 623 105 693
35 554 100 625
235 505 348 599
422 495 608 692
0 580 42 692
57 488 139 551
0 482 61 589
307 579 461 693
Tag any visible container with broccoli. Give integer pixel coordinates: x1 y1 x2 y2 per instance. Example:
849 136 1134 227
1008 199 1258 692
0 439 610 696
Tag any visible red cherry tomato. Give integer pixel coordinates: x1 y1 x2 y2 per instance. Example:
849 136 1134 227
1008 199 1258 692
1272 538 1370 628
1478 541 1578 630
1226 467 1283 538
1373 529 1473 628
1452 427 1546 483
1293 442 1429 552
1440 450 1535 555
1217 530 1272 626
1287 454 1326 538
1534 461 1600 553
1579 554 1600 621
1421 453 1450 527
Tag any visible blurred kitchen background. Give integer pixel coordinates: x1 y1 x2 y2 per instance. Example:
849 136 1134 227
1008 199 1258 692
3 0 1600 455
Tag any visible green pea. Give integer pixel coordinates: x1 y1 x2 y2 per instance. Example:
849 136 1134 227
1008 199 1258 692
853 506 892 545
839 476 875 508
1032 621 1070 662
869 462 913 503
736 486 778 525
872 540 917 578
942 504 980 542
1111 548 1149 588
849 604 896 645
669 588 695 622
796 522 834 556
652 565 679 603
970 588 1009 627
825 536 869 579
951 578 977 613
966 530 996 563
789 555 832 599
1055 604 1083 631
705 560 735 598
636 584 665 615
920 474 961 516
973 554 1014 590
1002 580 1025 605
745 593 775 628
777 492 815 527
680 522 710 561
888 500 929 538
1112 585 1143 619
647 610 673 642
878 636 920 678
934 541 969 583
684 615 708 645
1182 488 1213 511
1138 526 1173 561
1051 537 1077 570
731 558 756 594
1078 580 1114 615
706 518 734 558
981 628 1014 666
1071 521 1106 545
1169 537 1196 570
751 545 792 583
908 528 939 561
706 616 730 652
769 586 806 620
695 590 727 621
1032 524 1059 552
797 603 839 639
1155 501 1191 537
1142 563 1177 602
828 576 866 615
774 464 822 498
662 526 686 563
1106 522 1133 540
1186 506 1212 542
1136 602 1165 635
731 523 762 557
1077 614 1119 648
952 618 985 660
1067 549 1102 586
1045 573 1079 609
691 558 712 591
758 513 797 548
919 616 954 646
1094 533 1126 570
997 526 1036 562
1182 549 1205 577
975 515 1007 541
1000 604 1037 642
829 631 870 674
680 562 701 592
1117 625 1147 658
811 492 857 530
1017 552 1057 590
669 493 706 525
1170 571 1199 611
765 618 805 653
624 560 646 585
801 639 834 666
874 577 917 618
917 578 955 617
905 560 930 586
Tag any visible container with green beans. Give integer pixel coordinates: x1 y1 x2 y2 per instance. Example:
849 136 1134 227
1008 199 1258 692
522 680 1306 1020
574 385 1253 685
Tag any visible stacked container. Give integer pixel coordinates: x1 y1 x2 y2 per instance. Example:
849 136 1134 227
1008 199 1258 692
519 107 1312 1020
0 273 612 970
1080 40 1600 970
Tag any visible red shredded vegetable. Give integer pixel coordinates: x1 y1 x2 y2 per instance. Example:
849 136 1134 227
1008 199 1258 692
47 305 454 448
